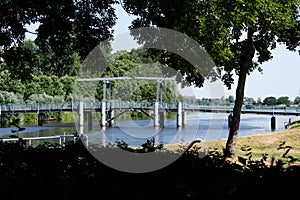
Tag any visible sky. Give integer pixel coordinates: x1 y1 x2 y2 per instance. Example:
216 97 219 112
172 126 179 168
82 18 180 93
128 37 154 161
25 4 300 101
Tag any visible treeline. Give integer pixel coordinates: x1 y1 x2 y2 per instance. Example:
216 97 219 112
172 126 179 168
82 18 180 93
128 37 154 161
183 95 300 107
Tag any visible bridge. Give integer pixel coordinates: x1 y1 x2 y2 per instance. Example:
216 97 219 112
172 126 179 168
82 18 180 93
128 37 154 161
1 101 300 131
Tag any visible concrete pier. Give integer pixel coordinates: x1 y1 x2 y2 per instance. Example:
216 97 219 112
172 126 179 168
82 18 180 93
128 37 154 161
153 102 159 127
78 102 84 134
177 102 182 127
101 101 106 127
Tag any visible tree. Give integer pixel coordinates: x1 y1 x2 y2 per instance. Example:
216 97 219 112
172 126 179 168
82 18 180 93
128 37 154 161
257 97 262 105
263 96 277 106
1 40 40 82
244 97 256 105
95 48 180 102
2 40 82 79
0 91 24 104
122 0 300 158
277 96 290 105
294 96 300 104
0 0 118 60
228 95 235 103
0 70 24 94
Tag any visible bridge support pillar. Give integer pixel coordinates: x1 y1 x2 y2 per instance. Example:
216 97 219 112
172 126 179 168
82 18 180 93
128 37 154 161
159 111 164 128
101 101 106 127
0 114 6 128
182 111 186 127
38 113 44 126
87 111 93 132
177 102 182 128
78 102 84 134
153 102 159 127
108 102 114 127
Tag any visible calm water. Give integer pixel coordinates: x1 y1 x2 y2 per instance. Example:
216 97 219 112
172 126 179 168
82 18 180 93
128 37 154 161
0 112 297 146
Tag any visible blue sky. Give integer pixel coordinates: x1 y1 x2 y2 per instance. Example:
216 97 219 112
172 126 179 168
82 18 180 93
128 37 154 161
26 4 300 101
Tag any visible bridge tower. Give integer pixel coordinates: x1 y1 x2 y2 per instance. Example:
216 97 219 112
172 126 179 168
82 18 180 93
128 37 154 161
76 77 131 128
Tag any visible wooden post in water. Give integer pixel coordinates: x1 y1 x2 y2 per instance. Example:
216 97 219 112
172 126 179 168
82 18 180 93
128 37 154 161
228 113 233 128
78 102 84 134
101 101 106 127
153 102 159 127
177 102 182 128
271 115 276 131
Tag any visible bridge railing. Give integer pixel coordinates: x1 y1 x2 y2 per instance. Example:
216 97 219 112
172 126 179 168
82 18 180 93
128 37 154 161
1 134 89 147
1 102 300 113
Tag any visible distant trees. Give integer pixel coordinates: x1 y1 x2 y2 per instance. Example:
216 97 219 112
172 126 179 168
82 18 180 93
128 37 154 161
228 95 234 103
277 96 291 105
263 96 293 106
294 96 300 104
263 96 278 106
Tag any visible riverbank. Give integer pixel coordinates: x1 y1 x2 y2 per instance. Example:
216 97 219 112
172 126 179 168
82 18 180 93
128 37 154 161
164 127 300 162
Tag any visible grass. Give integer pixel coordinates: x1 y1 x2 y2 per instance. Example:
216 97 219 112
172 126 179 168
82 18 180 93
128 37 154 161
164 126 300 163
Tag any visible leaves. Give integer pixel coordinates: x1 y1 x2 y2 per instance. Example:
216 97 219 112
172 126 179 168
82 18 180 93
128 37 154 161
0 0 118 59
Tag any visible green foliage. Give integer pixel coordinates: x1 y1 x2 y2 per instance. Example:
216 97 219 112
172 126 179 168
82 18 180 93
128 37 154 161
294 96 300 104
26 93 54 104
228 95 235 103
0 70 24 95
277 96 291 105
0 1 118 59
263 96 277 106
116 137 163 153
96 48 181 102
0 91 24 104
277 141 299 164
22 113 38 124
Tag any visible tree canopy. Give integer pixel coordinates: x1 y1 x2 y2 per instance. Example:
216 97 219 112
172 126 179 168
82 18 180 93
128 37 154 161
0 0 118 59
122 0 300 158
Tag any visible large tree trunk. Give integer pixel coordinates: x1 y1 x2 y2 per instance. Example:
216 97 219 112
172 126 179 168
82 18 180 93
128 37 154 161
224 30 255 159
224 64 248 159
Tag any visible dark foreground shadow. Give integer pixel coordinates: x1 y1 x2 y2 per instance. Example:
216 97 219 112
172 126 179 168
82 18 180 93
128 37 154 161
0 138 299 200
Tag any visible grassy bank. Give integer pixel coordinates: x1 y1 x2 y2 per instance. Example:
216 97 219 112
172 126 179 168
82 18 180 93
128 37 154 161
165 127 300 163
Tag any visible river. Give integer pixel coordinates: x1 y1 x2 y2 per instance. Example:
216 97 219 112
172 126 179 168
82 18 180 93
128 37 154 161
0 112 298 147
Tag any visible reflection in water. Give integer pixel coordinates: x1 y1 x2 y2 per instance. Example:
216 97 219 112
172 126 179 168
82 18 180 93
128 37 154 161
0 113 297 147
